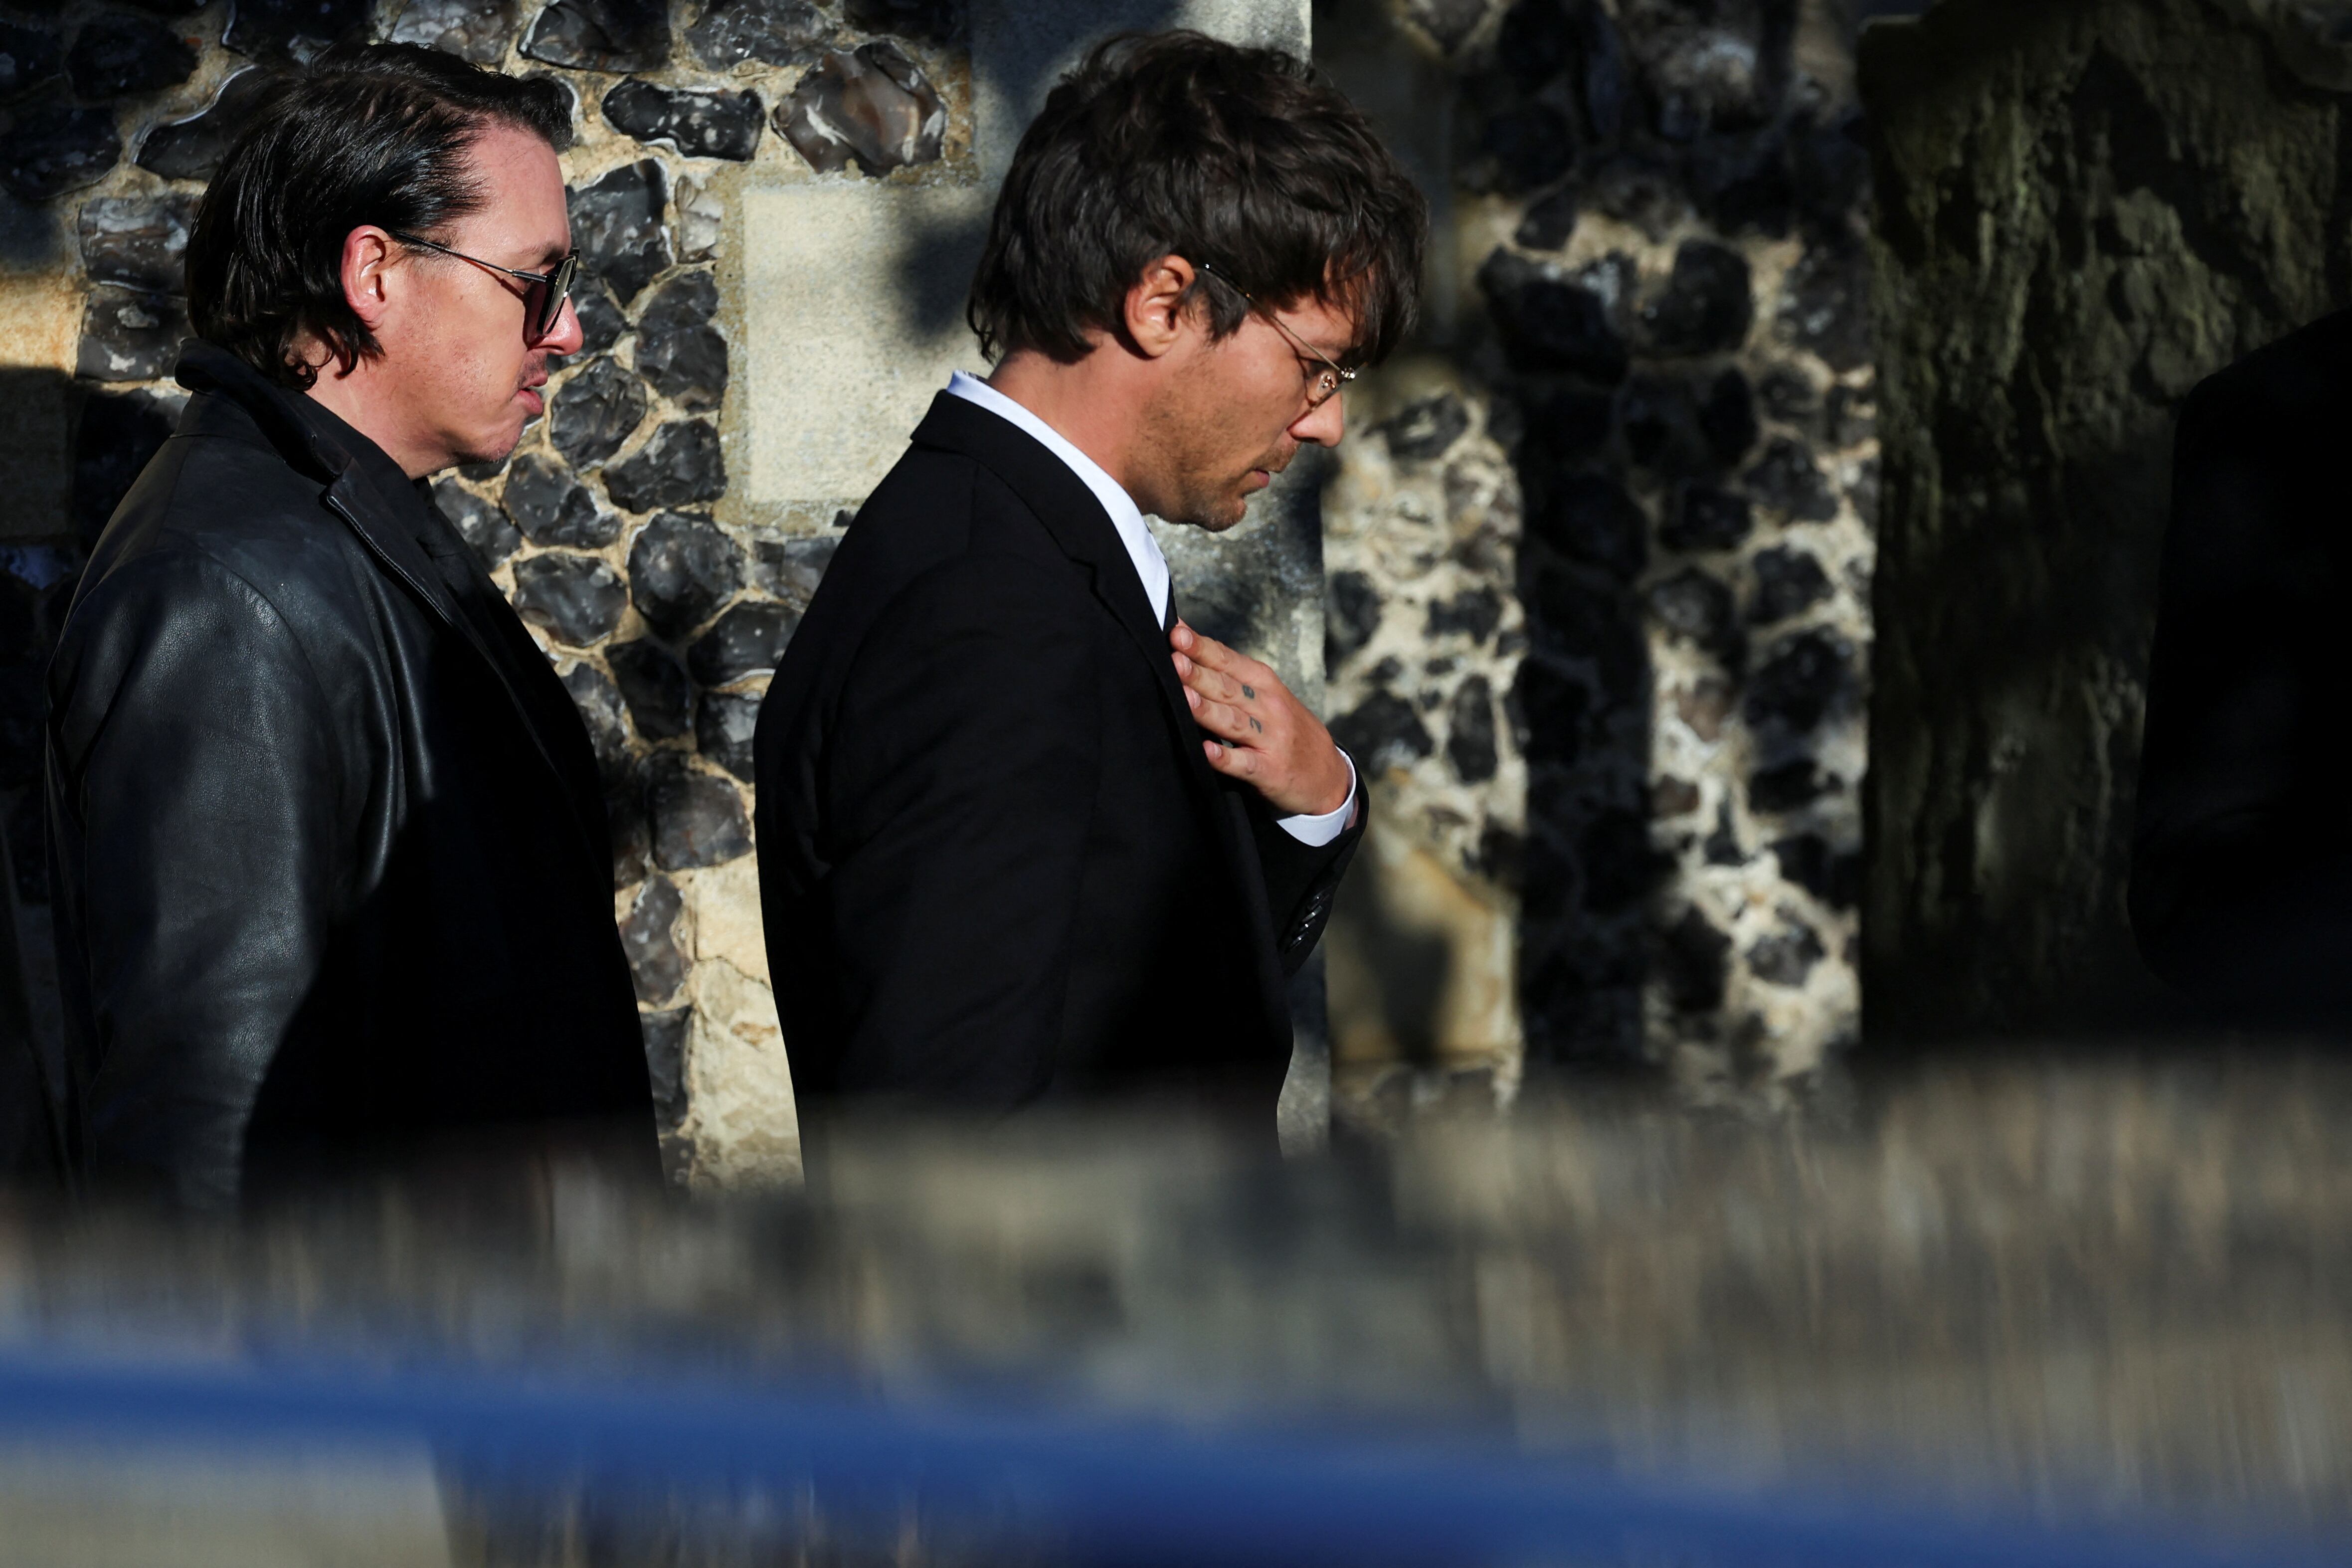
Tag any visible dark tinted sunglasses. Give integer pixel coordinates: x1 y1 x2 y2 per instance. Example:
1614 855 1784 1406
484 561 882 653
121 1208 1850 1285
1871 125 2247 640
389 231 580 343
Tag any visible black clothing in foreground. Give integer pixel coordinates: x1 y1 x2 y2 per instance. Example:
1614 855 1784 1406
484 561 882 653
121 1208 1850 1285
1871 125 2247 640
2132 309 2352 1022
44 343 654 1207
752 393 1362 1119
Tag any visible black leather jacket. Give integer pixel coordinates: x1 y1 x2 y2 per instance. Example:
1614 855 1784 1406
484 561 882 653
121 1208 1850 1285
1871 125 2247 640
45 343 654 1206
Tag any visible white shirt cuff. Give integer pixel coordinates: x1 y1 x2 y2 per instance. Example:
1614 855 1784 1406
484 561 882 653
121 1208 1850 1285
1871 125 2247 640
1275 749 1358 847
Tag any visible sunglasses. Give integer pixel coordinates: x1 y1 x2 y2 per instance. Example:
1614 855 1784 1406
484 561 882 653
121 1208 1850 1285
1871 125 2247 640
389 230 580 343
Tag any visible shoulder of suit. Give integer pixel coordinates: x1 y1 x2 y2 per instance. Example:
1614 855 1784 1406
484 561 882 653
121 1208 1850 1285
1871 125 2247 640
2186 309 2352 433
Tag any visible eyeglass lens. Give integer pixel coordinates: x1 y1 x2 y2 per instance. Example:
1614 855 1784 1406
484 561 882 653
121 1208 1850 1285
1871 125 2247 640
532 255 578 341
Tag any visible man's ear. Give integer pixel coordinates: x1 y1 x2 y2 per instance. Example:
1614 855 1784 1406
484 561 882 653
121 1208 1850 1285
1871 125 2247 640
339 225 398 333
1122 254 1201 360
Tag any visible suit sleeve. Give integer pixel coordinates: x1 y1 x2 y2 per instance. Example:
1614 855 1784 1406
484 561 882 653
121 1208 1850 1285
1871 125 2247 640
820 554 1101 1103
2129 373 2352 1011
1248 756 1366 980
47 555 347 1207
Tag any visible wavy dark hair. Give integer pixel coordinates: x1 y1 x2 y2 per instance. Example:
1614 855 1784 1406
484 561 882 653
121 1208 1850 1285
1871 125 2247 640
967 30 1426 367
185 43 572 390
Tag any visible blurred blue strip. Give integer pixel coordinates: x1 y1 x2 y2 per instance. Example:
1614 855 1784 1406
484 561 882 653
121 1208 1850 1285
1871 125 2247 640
0 1350 2334 1568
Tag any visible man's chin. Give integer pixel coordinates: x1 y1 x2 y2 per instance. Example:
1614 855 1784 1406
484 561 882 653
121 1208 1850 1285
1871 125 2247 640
448 427 524 473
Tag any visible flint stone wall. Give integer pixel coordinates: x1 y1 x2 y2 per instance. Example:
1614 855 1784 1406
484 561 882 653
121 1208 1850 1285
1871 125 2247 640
1860 0 2352 1039
0 0 1323 1186
1314 0 1886 1124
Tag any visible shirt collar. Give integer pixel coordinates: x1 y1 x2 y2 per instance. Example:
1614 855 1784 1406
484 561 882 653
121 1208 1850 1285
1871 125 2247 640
943 370 1170 625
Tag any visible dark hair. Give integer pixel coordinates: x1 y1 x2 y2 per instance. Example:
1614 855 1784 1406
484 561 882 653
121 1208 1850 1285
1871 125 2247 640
185 42 573 389
967 31 1426 367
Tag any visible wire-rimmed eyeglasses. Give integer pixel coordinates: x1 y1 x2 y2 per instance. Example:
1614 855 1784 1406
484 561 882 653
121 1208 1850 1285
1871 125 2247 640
390 231 579 344
1194 260 1356 410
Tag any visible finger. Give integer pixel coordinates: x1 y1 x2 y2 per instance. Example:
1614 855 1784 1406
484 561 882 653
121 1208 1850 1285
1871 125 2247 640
1177 658 1251 706
1188 691 1263 743
1204 738 1263 779
1185 636 1278 700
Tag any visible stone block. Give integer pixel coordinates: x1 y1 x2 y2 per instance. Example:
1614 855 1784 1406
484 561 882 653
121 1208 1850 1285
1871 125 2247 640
511 552 628 647
65 14 195 98
627 510 741 638
76 191 192 294
135 67 268 180
603 79 764 162
777 42 944 175
76 286 185 381
382 0 519 63
1 105 120 201
223 0 368 60
685 0 826 69
522 0 669 72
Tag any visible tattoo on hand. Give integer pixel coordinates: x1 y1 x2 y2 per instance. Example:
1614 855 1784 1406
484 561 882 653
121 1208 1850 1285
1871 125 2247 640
1249 716 1263 733
1241 685 1256 699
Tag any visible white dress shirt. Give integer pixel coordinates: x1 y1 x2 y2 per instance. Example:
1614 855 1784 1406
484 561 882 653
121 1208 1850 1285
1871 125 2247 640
942 371 1357 846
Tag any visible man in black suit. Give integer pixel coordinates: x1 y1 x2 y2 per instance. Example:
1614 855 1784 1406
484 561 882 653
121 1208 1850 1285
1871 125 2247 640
2132 312 2352 1023
44 46 654 1205
753 32 1427 1123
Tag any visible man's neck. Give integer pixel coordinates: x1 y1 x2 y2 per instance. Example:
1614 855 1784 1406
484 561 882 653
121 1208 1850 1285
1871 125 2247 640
983 348 1158 509
303 359 443 479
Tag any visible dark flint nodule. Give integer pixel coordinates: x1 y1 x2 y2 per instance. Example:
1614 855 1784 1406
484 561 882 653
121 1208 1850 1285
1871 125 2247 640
503 452 616 548
568 159 670 305
76 192 193 293
1513 184 1580 250
603 79 763 162
1331 691 1434 777
0 23 64 102
224 0 369 62
1580 807 1665 912
685 0 825 70
1748 544 1831 624
569 278 628 357
2 106 121 201
619 874 685 1003
511 552 628 647
1327 569 1379 664
550 355 647 469
1647 567 1737 657
1661 484 1751 552
1446 676 1498 784
605 418 725 512
636 320 726 411
640 1008 689 1122
560 661 630 772
1745 435 1838 522
648 758 752 870
628 510 741 638
430 476 522 567
1379 393 1469 464
1748 915 1825 989
779 41 944 175
696 688 759 781
636 271 727 408
136 66 269 180
1657 906 1731 1013
606 637 694 739
688 600 797 686
1476 248 1628 383
1426 586 1501 644
1744 627 1852 734
1749 756 1834 813
384 0 518 63
66 14 196 97
522 0 669 72
749 533 833 606
1641 239 1754 356
640 268 717 331
843 0 960 42
77 286 187 381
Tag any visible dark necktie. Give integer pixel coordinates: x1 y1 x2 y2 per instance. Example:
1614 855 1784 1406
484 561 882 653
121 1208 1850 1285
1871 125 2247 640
1162 589 1179 635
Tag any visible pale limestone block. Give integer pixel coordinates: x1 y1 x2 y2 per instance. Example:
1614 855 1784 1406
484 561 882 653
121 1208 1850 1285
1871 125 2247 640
680 957 801 1191
683 855 768 988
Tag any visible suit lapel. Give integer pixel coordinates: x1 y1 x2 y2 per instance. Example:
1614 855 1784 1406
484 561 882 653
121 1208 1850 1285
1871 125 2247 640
910 394 1223 800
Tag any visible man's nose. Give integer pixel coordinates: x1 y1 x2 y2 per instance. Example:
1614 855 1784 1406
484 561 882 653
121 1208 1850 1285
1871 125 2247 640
1290 390 1345 447
540 295 585 354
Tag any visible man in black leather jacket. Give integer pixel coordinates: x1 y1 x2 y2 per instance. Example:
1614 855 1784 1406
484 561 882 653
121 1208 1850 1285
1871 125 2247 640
43 46 655 1206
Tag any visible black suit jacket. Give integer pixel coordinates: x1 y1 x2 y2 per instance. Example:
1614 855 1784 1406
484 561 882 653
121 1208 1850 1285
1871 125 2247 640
44 343 654 1206
752 392 1361 1117
2131 309 2352 1020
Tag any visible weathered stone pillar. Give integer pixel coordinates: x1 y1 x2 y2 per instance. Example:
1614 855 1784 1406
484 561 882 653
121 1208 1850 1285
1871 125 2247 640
1859 0 2352 1039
